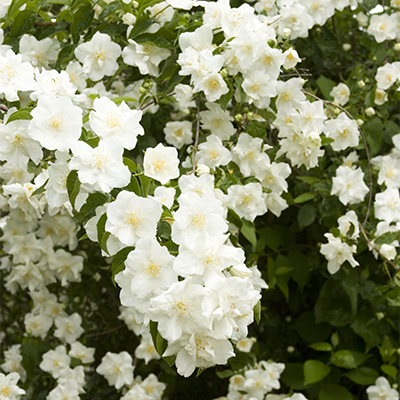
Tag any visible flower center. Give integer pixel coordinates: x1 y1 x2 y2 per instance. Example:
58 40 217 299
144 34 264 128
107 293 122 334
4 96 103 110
48 114 64 131
125 212 143 227
145 263 160 278
192 214 206 228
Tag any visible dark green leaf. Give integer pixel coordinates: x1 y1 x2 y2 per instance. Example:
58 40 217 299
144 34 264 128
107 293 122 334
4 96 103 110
294 192 316 204
123 157 137 173
304 360 331 385
363 116 383 156
240 220 257 248
247 120 266 139
71 4 95 44
316 75 336 100
298 205 316 229
73 193 108 225
10 9 36 37
318 384 353 400
97 1 120 20
330 350 369 369
375 231 399 245
344 367 379 385
309 342 332 352
31 179 48 196
381 364 398 377
66 170 81 209
216 369 235 379
254 300 261 324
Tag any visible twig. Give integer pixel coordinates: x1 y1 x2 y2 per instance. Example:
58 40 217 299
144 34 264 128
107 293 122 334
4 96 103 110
192 97 201 174
359 223 399 271
302 90 373 228
139 91 175 111
0 105 8 112
85 324 124 338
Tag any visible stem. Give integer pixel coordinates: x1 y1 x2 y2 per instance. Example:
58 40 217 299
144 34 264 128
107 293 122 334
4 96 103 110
359 223 399 271
192 97 201 174
0 104 8 112
302 90 373 228
86 324 125 338
140 92 175 111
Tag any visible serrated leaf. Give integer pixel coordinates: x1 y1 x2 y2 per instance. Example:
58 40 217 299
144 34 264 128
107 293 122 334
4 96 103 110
309 342 332 352
294 192 316 204
66 170 81 209
304 360 331 385
254 300 261 324
344 367 379 385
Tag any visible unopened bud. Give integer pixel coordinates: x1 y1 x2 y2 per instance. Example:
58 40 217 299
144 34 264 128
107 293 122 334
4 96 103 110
282 28 291 39
285 316 292 322
287 346 295 353
234 114 243 122
376 312 384 320
196 164 210 176
267 38 277 47
394 43 400 51
365 107 375 117
220 68 228 78
139 87 147 94
131 0 139 7
93 272 101 282
342 43 351 51
357 119 364 126
247 112 253 120
357 80 365 88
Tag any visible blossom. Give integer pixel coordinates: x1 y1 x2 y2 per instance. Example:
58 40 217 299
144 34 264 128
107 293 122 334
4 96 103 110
320 233 359 274
28 95 82 152
197 134 232 169
75 32 121 81
331 165 369 205
105 191 162 246
143 143 180 184
366 377 399 400
20 34 60 69
54 313 84 343
39 346 71 379
89 96 144 150
330 83 350 105
164 120 193 149
96 351 134 389
323 113 359 151
0 372 25 399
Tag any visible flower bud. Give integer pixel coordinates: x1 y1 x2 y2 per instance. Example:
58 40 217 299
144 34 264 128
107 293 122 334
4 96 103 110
342 43 351 51
394 43 400 51
357 119 364 126
282 28 291 39
234 114 243 122
196 164 210 176
287 346 295 353
122 12 136 25
220 68 228 78
357 80 365 88
139 87 147 94
365 107 375 117
376 312 384 320
230 264 252 278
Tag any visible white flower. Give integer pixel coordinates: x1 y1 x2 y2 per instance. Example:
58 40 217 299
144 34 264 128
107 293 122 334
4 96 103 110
39 346 70 379
28 95 82 152
69 139 131 192
24 312 53 339
236 337 256 353
320 233 359 274
331 165 369 205
135 335 161 364
164 120 193 149
367 14 397 43
366 377 399 400
69 342 95 364
200 102 235 140
153 186 175 209
96 351 134 390
330 82 350 106
106 191 162 246
0 50 36 101
54 313 84 343
75 32 121 81
197 134 232 169
323 113 359 151
89 97 144 149
20 34 60 69
375 188 400 223
0 372 25 400
143 143 180 184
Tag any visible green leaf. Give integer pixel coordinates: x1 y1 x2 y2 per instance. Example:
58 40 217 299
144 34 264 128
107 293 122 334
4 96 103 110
363 116 383 156
111 246 135 281
379 336 396 362
247 120 266 139
71 4 95 44
100 231 110 255
297 176 321 184
111 96 137 105
303 360 331 386
96 213 107 245
331 332 340 348
294 192 316 204
321 136 335 146
7 0 30 18
123 157 137 173
135 28 176 48
21 337 40 376
298 205 316 229
316 75 336 100
219 82 234 111
318 384 353 400
10 9 36 37
157 220 171 240
275 266 294 275
31 179 48 196
162 355 176 367
149 321 167 356
6 108 33 124
330 350 369 369
381 364 398 377
315 279 354 327
73 193 108 225
97 1 120 20
66 170 81 209
375 231 399 245
240 220 257 248
344 367 379 385
309 342 332 352
216 369 235 379
254 300 261 324
281 363 306 390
